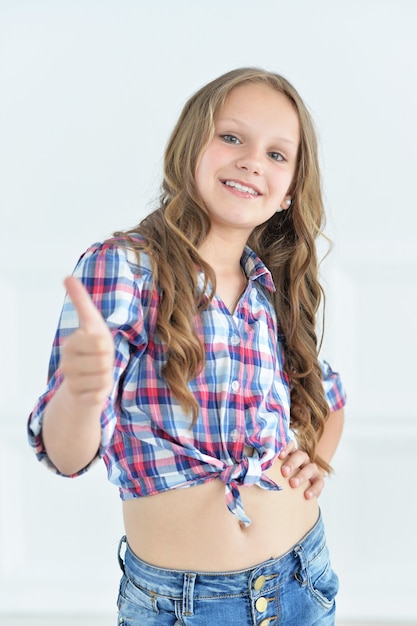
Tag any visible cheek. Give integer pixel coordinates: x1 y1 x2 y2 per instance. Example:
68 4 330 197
194 162 205 195
194 149 217 190
272 168 297 195
199 143 227 170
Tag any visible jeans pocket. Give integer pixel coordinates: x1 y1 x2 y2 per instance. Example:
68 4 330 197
117 574 159 623
294 542 339 610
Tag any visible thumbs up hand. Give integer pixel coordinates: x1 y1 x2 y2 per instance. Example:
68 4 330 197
60 276 115 408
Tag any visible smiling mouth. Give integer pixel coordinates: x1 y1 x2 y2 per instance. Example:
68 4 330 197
223 180 260 196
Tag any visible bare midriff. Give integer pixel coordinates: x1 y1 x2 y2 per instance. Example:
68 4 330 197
122 450 319 571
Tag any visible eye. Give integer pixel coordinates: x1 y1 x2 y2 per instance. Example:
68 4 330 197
221 134 241 145
268 151 286 162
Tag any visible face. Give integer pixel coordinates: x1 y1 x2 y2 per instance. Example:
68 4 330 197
194 82 300 240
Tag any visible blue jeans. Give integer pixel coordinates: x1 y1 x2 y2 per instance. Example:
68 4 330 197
116 512 338 625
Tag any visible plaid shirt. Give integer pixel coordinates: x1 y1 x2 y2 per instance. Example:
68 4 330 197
28 238 346 526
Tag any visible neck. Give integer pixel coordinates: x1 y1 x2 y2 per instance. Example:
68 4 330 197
198 233 247 277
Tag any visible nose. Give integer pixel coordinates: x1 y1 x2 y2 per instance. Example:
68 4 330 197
236 147 263 175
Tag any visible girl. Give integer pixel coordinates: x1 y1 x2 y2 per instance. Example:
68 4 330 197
28 67 346 625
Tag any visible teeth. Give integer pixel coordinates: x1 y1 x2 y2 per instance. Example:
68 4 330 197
224 180 258 195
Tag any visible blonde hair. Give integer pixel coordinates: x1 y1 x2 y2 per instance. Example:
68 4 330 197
115 67 331 473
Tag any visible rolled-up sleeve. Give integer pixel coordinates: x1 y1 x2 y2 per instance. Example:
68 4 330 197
27 241 148 476
320 359 347 412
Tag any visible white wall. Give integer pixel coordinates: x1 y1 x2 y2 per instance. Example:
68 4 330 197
1 0 416 621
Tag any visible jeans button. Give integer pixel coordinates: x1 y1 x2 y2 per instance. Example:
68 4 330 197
255 596 268 612
253 575 266 591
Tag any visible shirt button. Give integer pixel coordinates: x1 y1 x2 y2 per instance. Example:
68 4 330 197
230 334 240 346
230 429 239 442
231 380 240 393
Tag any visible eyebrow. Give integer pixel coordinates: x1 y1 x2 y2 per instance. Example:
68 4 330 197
217 117 298 146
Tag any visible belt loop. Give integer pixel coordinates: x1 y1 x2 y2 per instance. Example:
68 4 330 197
117 535 127 574
182 573 196 616
293 543 308 584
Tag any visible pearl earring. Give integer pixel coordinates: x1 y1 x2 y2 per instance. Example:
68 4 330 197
277 198 292 213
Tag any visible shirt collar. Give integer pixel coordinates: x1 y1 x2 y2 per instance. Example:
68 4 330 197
196 246 276 296
241 246 276 293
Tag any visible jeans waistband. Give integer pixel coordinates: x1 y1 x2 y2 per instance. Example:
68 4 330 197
118 511 325 599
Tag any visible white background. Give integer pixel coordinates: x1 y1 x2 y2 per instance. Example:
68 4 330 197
1 0 416 621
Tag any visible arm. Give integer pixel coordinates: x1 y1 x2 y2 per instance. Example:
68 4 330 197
279 407 345 499
42 276 115 476
316 407 345 465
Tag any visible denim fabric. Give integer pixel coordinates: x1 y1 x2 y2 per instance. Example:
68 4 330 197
116 513 338 625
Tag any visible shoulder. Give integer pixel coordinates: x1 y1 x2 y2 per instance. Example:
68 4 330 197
75 234 154 282
66 236 159 327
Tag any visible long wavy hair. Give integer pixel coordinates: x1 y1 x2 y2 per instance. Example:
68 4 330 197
114 67 332 473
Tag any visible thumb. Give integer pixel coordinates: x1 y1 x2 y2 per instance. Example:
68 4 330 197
64 276 109 334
